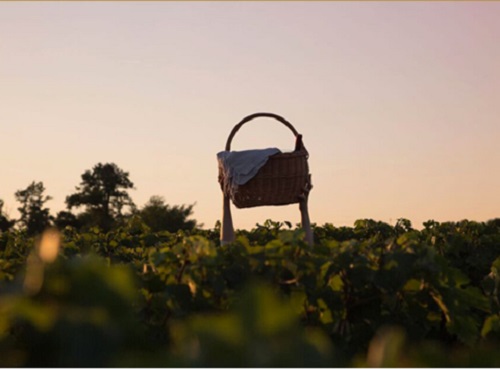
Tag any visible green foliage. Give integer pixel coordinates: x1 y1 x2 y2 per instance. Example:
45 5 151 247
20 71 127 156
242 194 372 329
0 255 140 367
168 282 333 367
1 218 500 366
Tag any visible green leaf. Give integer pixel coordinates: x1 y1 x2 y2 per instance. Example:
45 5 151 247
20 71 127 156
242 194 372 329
481 315 500 338
289 290 307 316
317 299 333 324
447 315 480 346
328 274 343 292
461 286 491 313
403 278 421 292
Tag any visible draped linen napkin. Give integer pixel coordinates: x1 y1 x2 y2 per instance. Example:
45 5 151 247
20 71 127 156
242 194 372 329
217 148 281 196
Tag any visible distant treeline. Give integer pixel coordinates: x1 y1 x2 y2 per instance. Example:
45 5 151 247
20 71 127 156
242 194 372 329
0 162 198 235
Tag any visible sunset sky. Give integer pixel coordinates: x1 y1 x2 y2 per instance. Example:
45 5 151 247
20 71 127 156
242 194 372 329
1 2 499 230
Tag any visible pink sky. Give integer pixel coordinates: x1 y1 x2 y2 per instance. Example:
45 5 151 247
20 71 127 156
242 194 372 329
1 2 499 229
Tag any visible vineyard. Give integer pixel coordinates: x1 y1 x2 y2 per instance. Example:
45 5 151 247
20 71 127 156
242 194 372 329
1 217 500 367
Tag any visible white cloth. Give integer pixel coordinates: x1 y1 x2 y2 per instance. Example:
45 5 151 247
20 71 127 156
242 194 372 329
217 148 281 195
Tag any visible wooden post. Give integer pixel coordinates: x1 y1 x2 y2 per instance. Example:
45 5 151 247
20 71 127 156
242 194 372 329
221 195 235 245
299 176 313 246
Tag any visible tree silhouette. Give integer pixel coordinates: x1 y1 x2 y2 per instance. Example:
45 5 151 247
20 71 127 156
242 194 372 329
15 181 52 235
0 199 15 232
54 210 80 230
66 163 135 231
138 196 198 233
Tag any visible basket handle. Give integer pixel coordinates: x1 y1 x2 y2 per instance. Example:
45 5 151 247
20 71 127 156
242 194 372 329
225 112 304 151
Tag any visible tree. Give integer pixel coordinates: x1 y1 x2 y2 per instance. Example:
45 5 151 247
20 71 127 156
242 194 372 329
54 210 80 230
15 181 52 235
0 199 15 232
138 196 198 233
66 163 135 231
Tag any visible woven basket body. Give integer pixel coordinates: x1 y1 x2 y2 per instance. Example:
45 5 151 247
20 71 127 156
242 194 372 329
218 113 311 209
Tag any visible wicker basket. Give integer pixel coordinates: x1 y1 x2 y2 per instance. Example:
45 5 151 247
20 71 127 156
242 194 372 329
218 113 311 209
